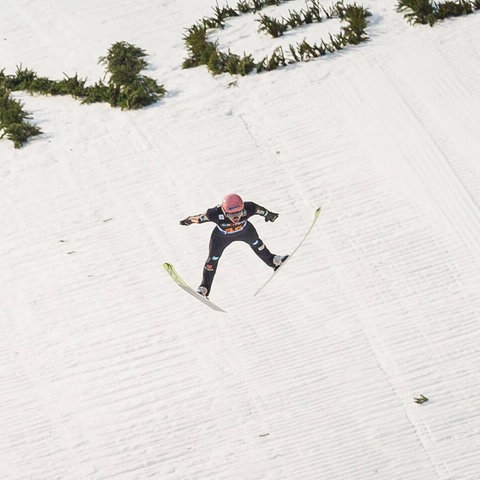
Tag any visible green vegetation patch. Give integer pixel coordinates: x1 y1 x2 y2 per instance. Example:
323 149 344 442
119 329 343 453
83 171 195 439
183 0 371 76
1 42 166 148
3 42 165 109
0 83 42 149
397 0 480 25
94 42 166 110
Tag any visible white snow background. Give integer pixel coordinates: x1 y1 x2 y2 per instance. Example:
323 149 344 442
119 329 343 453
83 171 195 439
1 0 480 478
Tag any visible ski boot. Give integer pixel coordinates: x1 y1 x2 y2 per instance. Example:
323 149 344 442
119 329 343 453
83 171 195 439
197 285 208 298
273 255 289 271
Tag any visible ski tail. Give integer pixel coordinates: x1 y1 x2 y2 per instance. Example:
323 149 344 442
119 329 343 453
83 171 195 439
163 262 226 313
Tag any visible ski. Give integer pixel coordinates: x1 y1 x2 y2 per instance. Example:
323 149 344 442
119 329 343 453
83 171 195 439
253 206 321 296
163 262 226 313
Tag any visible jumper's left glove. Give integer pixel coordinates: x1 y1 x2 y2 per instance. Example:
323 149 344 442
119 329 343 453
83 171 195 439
264 211 279 222
180 217 193 226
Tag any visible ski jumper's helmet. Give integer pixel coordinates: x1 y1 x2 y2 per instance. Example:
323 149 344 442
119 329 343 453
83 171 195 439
222 193 244 222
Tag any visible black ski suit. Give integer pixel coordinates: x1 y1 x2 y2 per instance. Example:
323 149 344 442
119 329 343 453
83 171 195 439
180 202 279 296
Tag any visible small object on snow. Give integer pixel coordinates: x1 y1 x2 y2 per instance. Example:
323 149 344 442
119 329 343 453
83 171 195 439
259 433 270 438
414 394 429 404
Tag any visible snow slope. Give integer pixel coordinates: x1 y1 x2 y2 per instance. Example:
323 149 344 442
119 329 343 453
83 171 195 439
1 0 480 478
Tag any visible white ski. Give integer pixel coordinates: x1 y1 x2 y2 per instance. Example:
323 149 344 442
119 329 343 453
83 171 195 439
163 262 226 313
253 206 321 297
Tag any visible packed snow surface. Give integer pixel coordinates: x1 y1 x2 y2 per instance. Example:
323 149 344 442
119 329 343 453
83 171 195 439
1 0 480 478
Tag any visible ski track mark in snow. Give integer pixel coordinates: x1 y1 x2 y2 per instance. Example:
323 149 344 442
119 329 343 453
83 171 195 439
372 57 480 268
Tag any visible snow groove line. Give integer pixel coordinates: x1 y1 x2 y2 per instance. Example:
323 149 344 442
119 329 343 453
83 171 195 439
375 62 480 268
312 222 445 477
5 291 86 479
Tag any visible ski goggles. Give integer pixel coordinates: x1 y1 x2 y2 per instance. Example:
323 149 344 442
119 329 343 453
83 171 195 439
225 209 245 222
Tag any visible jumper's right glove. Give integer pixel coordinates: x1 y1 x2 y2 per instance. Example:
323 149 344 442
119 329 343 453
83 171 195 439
264 211 279 222
179 217 193 226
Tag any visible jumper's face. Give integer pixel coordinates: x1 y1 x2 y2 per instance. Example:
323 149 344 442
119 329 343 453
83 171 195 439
225 208 245 223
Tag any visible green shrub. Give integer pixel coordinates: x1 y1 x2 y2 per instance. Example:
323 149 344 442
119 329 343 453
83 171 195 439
237 0 290 13
437 0 473 18
99 42 148 84
225 52 257 75
98 41 166 109
288 0 324 25
397 0 435 25
338 4 371 43
256 47 287 71
183 23 219 68
258 1 326 38
397 0 479 25
0 85 42 148
257 14 288 37
9 67 89 97
203 4 238 28
237 0 254 13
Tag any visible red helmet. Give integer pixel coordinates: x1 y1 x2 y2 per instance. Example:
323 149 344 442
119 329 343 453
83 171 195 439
221 193 244 222
222 193 244 213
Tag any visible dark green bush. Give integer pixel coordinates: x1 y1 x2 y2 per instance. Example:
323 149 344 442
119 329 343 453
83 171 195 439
98 42 166 109
4 66 89 97
237 0 254 13
397 0 479 25
204 4 239 28
0 85 42 148
338 4 371 43
257 14 288 37
258 1 326 38
183 23 220 68
225 52 257 75
99 42 148 85
397 0 435 24
437 0 473 18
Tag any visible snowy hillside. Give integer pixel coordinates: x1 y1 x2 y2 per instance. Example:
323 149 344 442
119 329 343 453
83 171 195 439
2 0 480 478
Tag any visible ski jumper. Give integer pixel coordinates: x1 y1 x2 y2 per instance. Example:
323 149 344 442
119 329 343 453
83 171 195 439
185 202 277 296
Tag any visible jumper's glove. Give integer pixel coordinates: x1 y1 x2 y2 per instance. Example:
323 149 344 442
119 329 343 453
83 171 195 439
264 211 279 222
179 217 193 226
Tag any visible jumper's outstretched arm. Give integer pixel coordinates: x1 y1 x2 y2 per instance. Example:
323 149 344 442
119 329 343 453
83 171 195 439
179 213 208 226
